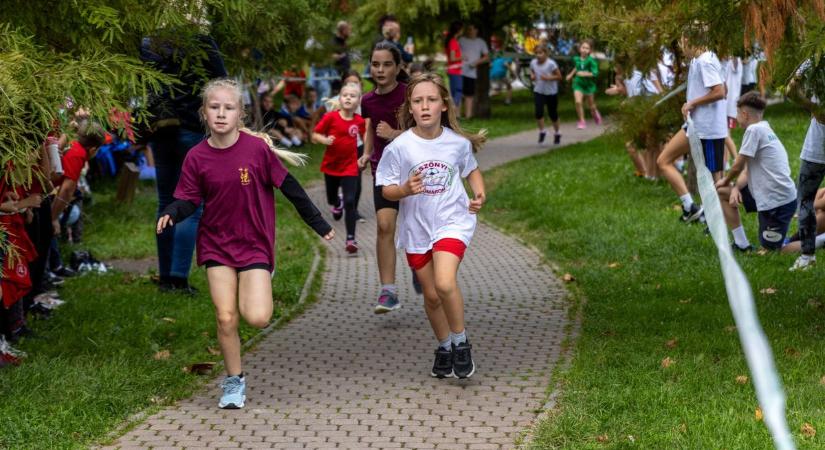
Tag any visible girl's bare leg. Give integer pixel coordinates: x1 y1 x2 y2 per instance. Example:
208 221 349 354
207 266 242 375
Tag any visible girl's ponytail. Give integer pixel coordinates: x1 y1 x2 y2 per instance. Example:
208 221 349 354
240 128 308 166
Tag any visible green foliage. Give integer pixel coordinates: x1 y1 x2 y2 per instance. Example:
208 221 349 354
610 93 684 149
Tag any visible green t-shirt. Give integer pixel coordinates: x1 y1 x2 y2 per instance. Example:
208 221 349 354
572 55 599 93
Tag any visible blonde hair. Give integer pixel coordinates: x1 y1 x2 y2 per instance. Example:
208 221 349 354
397 73 487 152
200 78 307 166
323 82 362 112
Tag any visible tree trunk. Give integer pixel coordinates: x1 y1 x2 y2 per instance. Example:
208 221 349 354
473 0 497 119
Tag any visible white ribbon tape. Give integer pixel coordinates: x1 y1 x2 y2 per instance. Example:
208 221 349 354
686 117 795 450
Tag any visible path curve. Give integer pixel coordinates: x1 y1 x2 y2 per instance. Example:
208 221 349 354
105 122 604 449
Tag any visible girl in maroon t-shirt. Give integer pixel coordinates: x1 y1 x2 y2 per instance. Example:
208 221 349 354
356 41 414 314
157 79 333 409
312 82 365 254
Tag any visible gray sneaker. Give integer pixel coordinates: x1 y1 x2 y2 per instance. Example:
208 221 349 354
373 289 401 314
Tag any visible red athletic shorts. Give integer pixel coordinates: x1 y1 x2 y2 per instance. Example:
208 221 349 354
406 238 467 270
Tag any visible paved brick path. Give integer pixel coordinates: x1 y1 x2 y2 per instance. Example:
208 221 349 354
104 122 604 449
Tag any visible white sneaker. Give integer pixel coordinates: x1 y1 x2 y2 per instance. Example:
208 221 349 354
789 254 816 272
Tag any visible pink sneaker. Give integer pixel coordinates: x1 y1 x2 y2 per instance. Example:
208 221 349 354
345 239 358 254
576 120 586 129
594 110 603 125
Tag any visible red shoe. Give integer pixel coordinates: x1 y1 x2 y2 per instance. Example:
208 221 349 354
345 239 358 254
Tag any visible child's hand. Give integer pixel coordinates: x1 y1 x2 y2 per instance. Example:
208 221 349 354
530 73 536 81
714 178 729 190
52 219 61 236
469 192 485 214
566 73 574 82
323 229 335 240
322 135 335 146
376 121 396 140
729 186 742 206
403 172 425 197
357 154 370 170
156 214 174 234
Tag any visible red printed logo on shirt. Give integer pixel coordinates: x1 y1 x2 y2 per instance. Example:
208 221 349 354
239 167 251 186
409 160 454 196
348 124 360 138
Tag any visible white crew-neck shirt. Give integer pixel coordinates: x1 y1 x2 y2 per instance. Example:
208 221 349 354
738 121 797 210
375 127 479 253
687 51 727 139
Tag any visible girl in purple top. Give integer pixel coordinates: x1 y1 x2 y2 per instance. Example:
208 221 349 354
157 79 334 409
357 41 414 314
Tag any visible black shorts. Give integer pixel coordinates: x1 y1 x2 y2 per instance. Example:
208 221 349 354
533 93 559 121
373 185 399 212
700 138 725 173
204 260 272 273
462 76 476 97
740 186 796 250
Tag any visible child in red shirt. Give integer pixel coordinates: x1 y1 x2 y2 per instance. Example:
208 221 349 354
312 82 365 254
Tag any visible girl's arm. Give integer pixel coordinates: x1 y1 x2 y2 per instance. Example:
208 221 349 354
565 67 577 81
382 172 424 201
358 118 374 169
311 132 334 146
157 199 198 233
466 169 486 214
545 68 563 81
279 173 334 239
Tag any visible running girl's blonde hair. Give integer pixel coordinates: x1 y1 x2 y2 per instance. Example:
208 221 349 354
324 82 362 112
200 78 307 166
398 73 487 152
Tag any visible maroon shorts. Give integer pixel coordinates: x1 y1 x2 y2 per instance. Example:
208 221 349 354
406 238 467 270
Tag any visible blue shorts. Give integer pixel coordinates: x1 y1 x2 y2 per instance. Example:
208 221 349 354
740 186 796 250
700 138 725 173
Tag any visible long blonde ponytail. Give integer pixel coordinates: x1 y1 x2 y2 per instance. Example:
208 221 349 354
200 78 308 166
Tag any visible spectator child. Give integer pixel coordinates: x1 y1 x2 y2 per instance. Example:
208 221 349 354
376 72 487 379
530 46 562 145
565 39 602 129
260 94 300 148
444 21 464 108
459 24 490 119
157 79 333 409
714 92 797 252
312 82 366 254
490 51 513 105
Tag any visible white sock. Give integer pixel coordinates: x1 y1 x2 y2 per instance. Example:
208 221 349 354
679 193 694 210
291 136 302 146
732 226 750 248
381 284 397 294
439 337 452 351
816 233 825 249
450 329 467 346
279 138 292 148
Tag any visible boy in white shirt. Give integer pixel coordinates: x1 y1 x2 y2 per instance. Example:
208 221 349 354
657 43 730 222
530 46 562 144
715 92 797 252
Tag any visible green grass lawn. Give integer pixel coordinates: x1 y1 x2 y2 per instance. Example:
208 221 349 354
483 102 825 448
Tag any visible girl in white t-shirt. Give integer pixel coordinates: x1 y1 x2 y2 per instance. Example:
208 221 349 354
375 73 486 379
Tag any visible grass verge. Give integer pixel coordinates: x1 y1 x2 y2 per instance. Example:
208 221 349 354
483 102 825 448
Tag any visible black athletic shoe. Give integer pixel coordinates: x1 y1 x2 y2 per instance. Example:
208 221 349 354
680 204 704 223
553 133 561 145
430 347 454 378
53 266 77 278
411 269 423 295
538 131 547 144
452 341 475 379
732 243 757 253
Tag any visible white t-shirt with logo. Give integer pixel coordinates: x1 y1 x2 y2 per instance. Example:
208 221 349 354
458 37 489 79
738 121 797 210
687 51 727 139
530 58 559 95
796 59 825 164
375 127 479 253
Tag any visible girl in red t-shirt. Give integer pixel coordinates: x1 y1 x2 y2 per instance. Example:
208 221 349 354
444 21 464 108
312 83 365 254
157 79 334 409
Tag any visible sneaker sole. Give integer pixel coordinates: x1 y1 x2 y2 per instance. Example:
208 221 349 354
431 369 455 378
373 304 401 314
455 361 476 379
218 395 246 409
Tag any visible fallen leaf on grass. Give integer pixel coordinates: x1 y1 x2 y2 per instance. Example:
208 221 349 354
607 262 620 268
161 317 176 323
819 375 825 386
760 287 777 295
677 423 687 433
724 325 737 333
184 362 216 375
149 396 168 404
655 284 661 290
802 422 817 438
627 435 636 443
679 298 692 304
562 273 576 283
661 357 674 368
672 204 683 211
757 248 769 256
153 350 171 360
207 347 221 356
596 434 609 443
665 338 678 349
784 347 800 358
736 375 749 384
755 408 763 421
808 299 823 309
